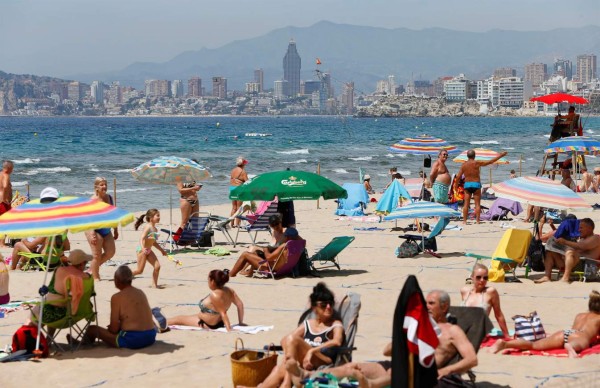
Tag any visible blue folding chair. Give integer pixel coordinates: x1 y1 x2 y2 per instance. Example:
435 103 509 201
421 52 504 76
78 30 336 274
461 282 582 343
161 214 211 251
233 202 279 247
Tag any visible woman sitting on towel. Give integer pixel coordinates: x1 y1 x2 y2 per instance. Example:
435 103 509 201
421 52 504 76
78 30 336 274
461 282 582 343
259 282 345 388
166 269 244 331
460 263 509 337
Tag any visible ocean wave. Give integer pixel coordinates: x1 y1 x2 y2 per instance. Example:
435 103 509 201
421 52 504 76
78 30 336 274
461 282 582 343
283 159 307 164
276 149 309 155
502 147 515 150
76 187 154 196
399 170 411 176
385 154 395 158
332 168 349 174
21 166 72 176
12 181 29 187
13 158 40 164
348 156 373 161
89 168 100 172
469 140 499 145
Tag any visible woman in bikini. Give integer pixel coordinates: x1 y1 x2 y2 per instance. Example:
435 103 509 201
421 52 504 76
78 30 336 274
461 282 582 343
229 156 248 227
258 282 345 388
85 177 118 281
132 209 167 288
176 175 201 232
460 263 509 337
165 269 244 331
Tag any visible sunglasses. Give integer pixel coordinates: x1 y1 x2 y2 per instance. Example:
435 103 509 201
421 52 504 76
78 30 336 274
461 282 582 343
441 154 449 157
315 301 333 308
475 275 489 281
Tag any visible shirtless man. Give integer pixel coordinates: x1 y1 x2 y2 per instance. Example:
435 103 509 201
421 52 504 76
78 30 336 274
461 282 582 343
560 168 576 192
579 167 593 192
80 266 156 349
491 290 600 358
0 160 14 247
454 150 508 224
429 150 451 203
534 218 600 283
285 290 477 388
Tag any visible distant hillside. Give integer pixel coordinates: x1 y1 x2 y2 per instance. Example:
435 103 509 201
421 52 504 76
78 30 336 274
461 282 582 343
69 21 600 93
0 72 71 114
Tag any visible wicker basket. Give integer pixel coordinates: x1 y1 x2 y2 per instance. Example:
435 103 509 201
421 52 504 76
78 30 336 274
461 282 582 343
230 338 278 387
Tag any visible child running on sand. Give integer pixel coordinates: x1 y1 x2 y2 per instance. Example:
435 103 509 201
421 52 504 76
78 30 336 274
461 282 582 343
133 209 167 288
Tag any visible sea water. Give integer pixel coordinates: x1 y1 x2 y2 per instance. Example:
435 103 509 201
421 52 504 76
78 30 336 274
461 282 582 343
1 115 599 213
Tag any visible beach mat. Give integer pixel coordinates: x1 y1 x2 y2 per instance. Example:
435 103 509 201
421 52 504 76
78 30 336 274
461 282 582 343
480 335 600 357
169 324 273 334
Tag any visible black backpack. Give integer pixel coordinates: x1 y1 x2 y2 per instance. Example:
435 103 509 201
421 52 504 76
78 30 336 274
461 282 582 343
292 249 312 277
527 223 545 272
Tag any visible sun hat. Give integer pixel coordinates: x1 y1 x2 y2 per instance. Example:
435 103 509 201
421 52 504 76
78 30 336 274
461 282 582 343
284 227 299 237
68 249 93 265
364 174 371 180
40 187 59 203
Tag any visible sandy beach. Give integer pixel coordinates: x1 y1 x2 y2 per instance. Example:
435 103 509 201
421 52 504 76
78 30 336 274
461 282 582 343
2 196 600 387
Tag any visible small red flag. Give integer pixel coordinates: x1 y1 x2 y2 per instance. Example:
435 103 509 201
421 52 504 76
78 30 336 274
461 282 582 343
316 58 322 65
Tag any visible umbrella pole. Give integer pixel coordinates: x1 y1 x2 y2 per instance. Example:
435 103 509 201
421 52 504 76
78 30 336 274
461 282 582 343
519 154 523 177
36 235 56 353
316 163 321 209
169 187 173 253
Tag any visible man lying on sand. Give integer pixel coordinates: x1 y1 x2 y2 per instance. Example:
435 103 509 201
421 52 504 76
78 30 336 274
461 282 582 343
72 265 156 349
285 290 477 388
534 218 600 284
491 290 600 358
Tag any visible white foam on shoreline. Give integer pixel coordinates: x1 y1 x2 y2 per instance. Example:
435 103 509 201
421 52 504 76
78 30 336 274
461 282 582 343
502 147 515 150
13 158 40 164
332 168 350 174
12 181 29 187
21 166 71 175
276 149 309 155
470 140 499 145
283 159 307 164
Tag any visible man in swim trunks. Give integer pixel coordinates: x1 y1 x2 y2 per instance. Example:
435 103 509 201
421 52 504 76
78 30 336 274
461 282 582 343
429 150 451 203
0 160 13 247
491 290 600 358
455 149 508 224
81 266 156 349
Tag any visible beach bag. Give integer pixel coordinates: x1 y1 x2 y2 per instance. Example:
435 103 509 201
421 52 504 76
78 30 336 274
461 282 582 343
527 225 545 272
12 325 49 358
396 240 420 258
230 338 277 387
196 231 214 247
513 311 546 341
292 249 312 277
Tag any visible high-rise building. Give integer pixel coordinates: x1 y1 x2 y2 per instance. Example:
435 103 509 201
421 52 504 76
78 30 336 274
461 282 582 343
493 68 517 79
188 77 202 97
387 75 396 96
245 82 261 94
145 80 171 97
274 80 289 99
90 81 104 104
283 40 301 97
67 81 83 101
553 59 573 79
254 69 264 92
108 81 122 105
524 63 547 87
171 80 183 98
212 77 227 99
340 82 354 115
301 80 321 95
576 54 597 84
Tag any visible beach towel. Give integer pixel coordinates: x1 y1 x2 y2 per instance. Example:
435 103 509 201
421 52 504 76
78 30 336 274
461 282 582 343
63 268 85 315
353 227 386 231
168 324 273 334
335 216 381 223
480 335 600 357
204 247 231 256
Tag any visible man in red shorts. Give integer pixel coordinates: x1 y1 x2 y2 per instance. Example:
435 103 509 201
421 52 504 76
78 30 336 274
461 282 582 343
0 160 14 247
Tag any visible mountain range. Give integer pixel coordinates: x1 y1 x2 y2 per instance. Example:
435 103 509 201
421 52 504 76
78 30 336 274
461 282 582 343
64 21 600 93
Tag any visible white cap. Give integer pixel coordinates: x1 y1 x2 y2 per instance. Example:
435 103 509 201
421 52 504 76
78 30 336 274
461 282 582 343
363 175 371 180
40 187 59 203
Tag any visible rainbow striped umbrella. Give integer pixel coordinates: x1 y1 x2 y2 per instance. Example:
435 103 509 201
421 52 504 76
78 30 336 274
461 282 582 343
452 148 509 164
0 196 134 238
544 136 600 154
390 135 460 155
492 176 590 210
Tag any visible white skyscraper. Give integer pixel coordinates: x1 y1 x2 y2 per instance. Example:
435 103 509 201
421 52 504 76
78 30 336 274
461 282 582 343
90 81 104 104
171 80 183 98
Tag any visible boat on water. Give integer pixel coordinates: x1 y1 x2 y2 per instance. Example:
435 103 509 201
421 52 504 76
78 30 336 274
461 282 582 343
244 133 273 137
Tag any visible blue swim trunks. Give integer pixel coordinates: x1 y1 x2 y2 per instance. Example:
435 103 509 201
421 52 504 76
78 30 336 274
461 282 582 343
116 329 156 349
464 181 482 194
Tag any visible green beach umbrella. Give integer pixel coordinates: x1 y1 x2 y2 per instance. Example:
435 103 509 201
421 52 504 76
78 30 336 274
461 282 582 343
229 170 347 201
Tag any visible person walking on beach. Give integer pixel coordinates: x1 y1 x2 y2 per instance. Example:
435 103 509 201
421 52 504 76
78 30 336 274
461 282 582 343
491 290 600 358
76 265 157 349
429 150 451 203
454 150 508 224
132 209 167 288
0 160 14 247
229 156 248 228
85 177 118 280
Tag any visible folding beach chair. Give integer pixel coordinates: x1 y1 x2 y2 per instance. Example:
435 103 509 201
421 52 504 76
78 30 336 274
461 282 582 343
233 201 279 247
253 239 306 279
398 217 450 258
31 275 97 352
466 228 532 281
20 233 68 271
308 236 355 272
161 213 212 251
335 183 369 216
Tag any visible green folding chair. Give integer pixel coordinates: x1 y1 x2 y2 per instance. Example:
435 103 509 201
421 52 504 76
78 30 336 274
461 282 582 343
309 236 355 271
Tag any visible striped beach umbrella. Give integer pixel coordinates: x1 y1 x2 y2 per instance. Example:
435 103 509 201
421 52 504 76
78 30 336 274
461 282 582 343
492 176 590 210
383 201 461 220
0 196 134 238
389 134 460 155
131 156 212 185
544 136 600 154
452 148 509 164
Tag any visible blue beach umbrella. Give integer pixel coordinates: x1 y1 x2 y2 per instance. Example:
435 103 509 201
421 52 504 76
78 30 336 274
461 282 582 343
544 136 600 155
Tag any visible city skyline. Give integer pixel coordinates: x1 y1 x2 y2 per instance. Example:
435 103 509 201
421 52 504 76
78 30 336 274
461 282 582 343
0 0 598 78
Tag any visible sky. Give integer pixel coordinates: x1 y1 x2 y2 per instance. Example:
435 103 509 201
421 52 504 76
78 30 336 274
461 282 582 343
1 0 598 77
